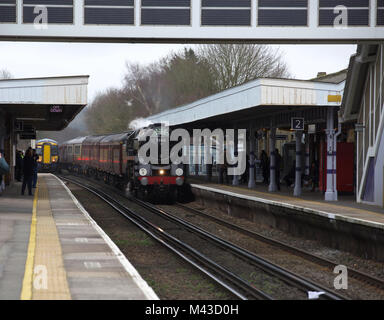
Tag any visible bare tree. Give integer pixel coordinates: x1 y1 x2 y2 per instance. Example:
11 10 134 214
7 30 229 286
85 46 290 135
123 62 166 116
198 44 290 91
0 69 12 79
85 88 137 134
163 48 217 107
123 48 217 117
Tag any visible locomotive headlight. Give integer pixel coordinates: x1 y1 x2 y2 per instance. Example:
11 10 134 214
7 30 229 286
159 169 165 175
139 168 147 176
175 168 183 176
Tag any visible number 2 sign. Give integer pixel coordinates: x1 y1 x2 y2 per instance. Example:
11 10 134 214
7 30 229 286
291 118 304 131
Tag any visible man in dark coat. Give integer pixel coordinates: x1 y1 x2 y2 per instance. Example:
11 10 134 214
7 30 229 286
275 149 282 191
22 148 34 196
32 149 38 188
260 150 269 184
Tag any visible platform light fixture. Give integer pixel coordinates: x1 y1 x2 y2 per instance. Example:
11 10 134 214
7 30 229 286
16 117 46 121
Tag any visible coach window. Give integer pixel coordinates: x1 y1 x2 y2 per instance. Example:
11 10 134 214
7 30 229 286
52 145 58 156
102 147 105 162
114 149 119 163
75 145 81 156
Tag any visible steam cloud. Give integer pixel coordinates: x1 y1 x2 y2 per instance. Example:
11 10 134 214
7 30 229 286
128 118 154 130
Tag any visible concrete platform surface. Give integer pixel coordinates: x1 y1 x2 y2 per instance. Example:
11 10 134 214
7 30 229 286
191 181 384 260
191 182 384 229
0 173 158 300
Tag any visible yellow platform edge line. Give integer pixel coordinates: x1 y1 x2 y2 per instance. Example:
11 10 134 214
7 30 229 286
20 186 39 300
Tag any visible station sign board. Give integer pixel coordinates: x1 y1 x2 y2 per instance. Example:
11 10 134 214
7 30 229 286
50 105 63 113
20 132 36 140
276 134 288 140
19 123 36 140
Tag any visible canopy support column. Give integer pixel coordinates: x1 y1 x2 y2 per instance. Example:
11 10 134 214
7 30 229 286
325 108 338 201
294 131 303 197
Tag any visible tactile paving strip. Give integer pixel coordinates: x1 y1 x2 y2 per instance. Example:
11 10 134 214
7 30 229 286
32 179 71 300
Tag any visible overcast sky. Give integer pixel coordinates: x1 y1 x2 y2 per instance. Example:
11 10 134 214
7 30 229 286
0 42 356 102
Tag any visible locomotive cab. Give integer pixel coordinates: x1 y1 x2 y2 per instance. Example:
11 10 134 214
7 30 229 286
126 124 185 203
36 139 59 172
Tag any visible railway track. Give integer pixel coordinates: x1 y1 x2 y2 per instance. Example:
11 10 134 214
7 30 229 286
60 175 270 300
174 202 384 292
59 174 348 300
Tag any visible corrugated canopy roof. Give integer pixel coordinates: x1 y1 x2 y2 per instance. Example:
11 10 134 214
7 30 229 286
0 75 89 131
146 77 345 129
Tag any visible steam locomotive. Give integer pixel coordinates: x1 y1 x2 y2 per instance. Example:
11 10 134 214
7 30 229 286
59 124 185 202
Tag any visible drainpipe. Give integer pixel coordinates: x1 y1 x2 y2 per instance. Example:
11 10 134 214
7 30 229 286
332 116 342 201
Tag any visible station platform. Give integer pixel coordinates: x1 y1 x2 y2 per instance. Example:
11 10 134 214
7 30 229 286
189 179 384 261
190 180 384 228
0 174 158 300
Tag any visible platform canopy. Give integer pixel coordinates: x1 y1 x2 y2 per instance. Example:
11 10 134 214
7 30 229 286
341 44 380 122
0 0 383 43
0 75 89 132
146 75 346 130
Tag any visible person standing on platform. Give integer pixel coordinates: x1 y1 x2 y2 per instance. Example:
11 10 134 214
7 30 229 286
284 161 296 188
32 149 38 188
310 161 319 192
260 150 269 184
21 148 34 196
15 150 22 182
275 148 282 191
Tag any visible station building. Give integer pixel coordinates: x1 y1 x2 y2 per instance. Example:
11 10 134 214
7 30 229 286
145 44 384 209
146 71 346 200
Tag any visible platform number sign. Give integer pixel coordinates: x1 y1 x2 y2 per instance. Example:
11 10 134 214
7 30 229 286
291 118 304 131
